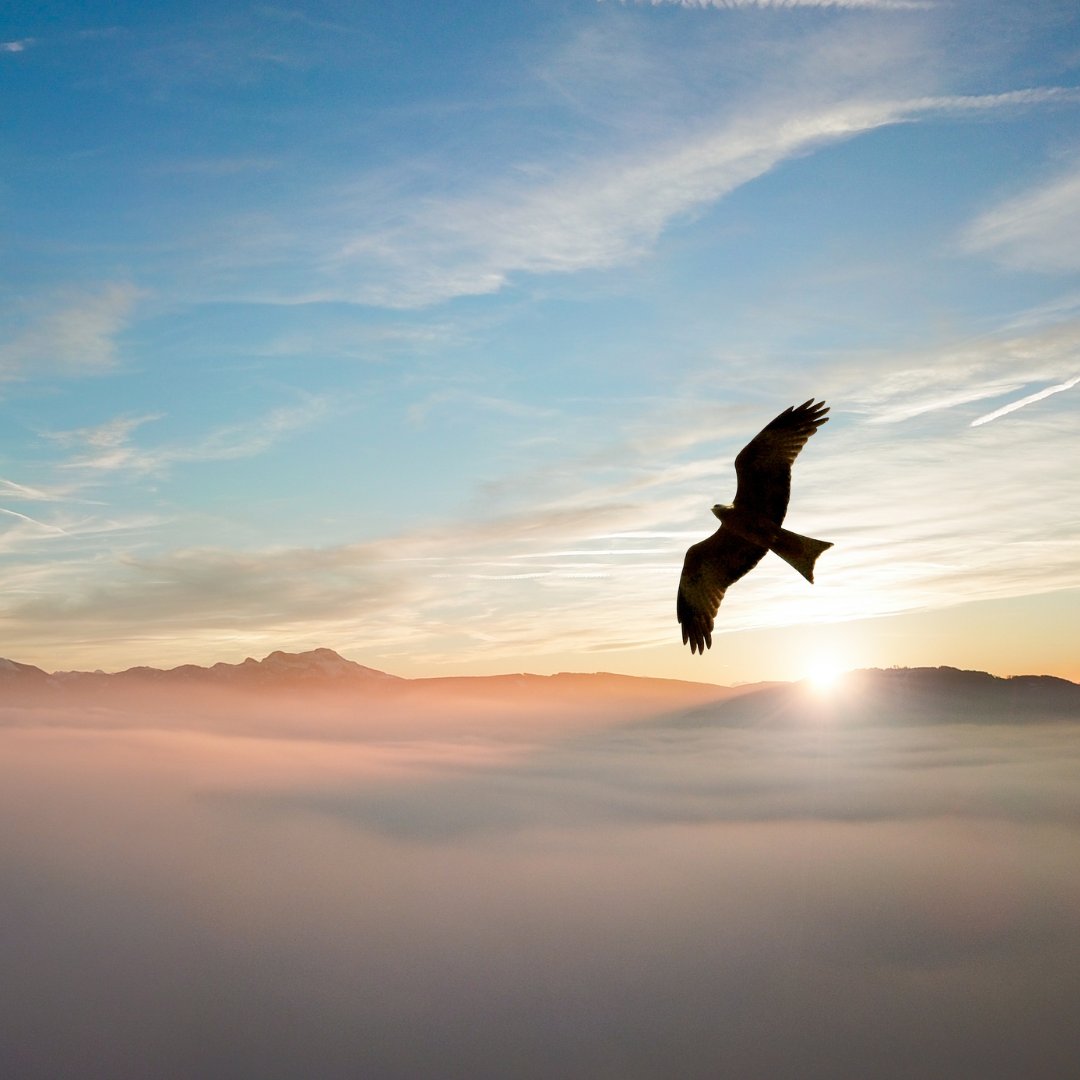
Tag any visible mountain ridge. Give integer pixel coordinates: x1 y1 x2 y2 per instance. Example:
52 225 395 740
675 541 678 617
1 647 1077 691
2 649 1078 724
0 648 748 718
667 664 1080 728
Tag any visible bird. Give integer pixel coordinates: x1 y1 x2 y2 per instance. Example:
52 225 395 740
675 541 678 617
677 399 832 654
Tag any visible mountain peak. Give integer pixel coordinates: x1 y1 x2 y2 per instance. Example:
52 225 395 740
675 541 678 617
254 648 398 680
0 648 402 692
0 657 48 679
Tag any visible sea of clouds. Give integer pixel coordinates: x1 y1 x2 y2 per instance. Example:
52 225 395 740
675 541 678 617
3 691 1079 1078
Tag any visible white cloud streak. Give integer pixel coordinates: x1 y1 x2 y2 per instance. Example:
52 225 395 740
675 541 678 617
970 374 1080 427
0 507 66 533
0 478 70 503
839 318 1080 424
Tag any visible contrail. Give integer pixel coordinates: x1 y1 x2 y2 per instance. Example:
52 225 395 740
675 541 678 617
0 506 67 533
970 374 1080 427
0 478 57 501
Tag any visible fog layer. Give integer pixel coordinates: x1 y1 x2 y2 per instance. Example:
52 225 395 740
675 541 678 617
2 689 1079 1078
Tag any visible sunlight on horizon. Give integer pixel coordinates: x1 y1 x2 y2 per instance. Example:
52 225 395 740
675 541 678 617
806 655 848 694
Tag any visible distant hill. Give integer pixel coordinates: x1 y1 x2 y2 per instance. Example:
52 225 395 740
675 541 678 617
1 652 1077 726
0 647 395 696
0 648 744 719
666 666 1080 727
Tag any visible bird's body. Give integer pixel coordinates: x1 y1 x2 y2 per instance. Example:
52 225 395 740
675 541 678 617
677 399 832 654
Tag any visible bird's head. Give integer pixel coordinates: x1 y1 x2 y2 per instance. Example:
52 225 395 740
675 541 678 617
711 503 733 521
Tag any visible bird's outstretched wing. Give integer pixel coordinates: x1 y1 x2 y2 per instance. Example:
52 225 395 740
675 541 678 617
733 399 829 524
676 531 767 654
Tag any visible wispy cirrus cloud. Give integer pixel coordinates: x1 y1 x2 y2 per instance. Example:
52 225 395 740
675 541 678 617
176 397 331 465
0 478 72 503
838 316 1080 424
326 88 1074 308
0 513 162 562
0 477 131 559
0 284 141 378
47 397 329 475
46 415 163 471
167 2 1072 314
960 162 1080 272
0 507 66 534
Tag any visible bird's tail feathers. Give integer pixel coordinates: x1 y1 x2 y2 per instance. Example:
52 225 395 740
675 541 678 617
770 529 832 584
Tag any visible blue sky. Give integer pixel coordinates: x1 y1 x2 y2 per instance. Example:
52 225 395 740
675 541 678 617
2 0 1079 681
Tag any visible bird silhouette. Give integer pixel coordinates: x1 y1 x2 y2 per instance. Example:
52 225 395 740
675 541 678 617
677 399 832 654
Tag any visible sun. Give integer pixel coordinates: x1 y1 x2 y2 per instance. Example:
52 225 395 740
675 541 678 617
806 656 844 693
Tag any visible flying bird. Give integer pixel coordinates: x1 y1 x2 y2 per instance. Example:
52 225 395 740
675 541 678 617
677 399 832 654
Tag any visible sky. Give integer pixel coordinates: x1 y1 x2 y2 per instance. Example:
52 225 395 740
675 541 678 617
2 0 1079 682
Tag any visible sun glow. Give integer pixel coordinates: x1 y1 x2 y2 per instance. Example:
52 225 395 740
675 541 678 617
807 657 845 693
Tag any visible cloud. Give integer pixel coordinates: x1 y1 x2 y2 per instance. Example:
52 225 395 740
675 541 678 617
5 303 1080 670
155 6 1071 313
970 373 1080 427
407 307 1080 659
840 317 1080 424
0 478 70 503
0 284 140 378
46 397 328 474
46 415 164 472
325 89 1072 308
1 39 33 53
960 162 1080 272
0 396 333 617
1 702 1079 1077
0 513 161 563
0 507 66 534
0 497 643 650
331 102 897 306
6 541 409 629
0 473 145 559
233 709 1080 840
177 397 331 464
